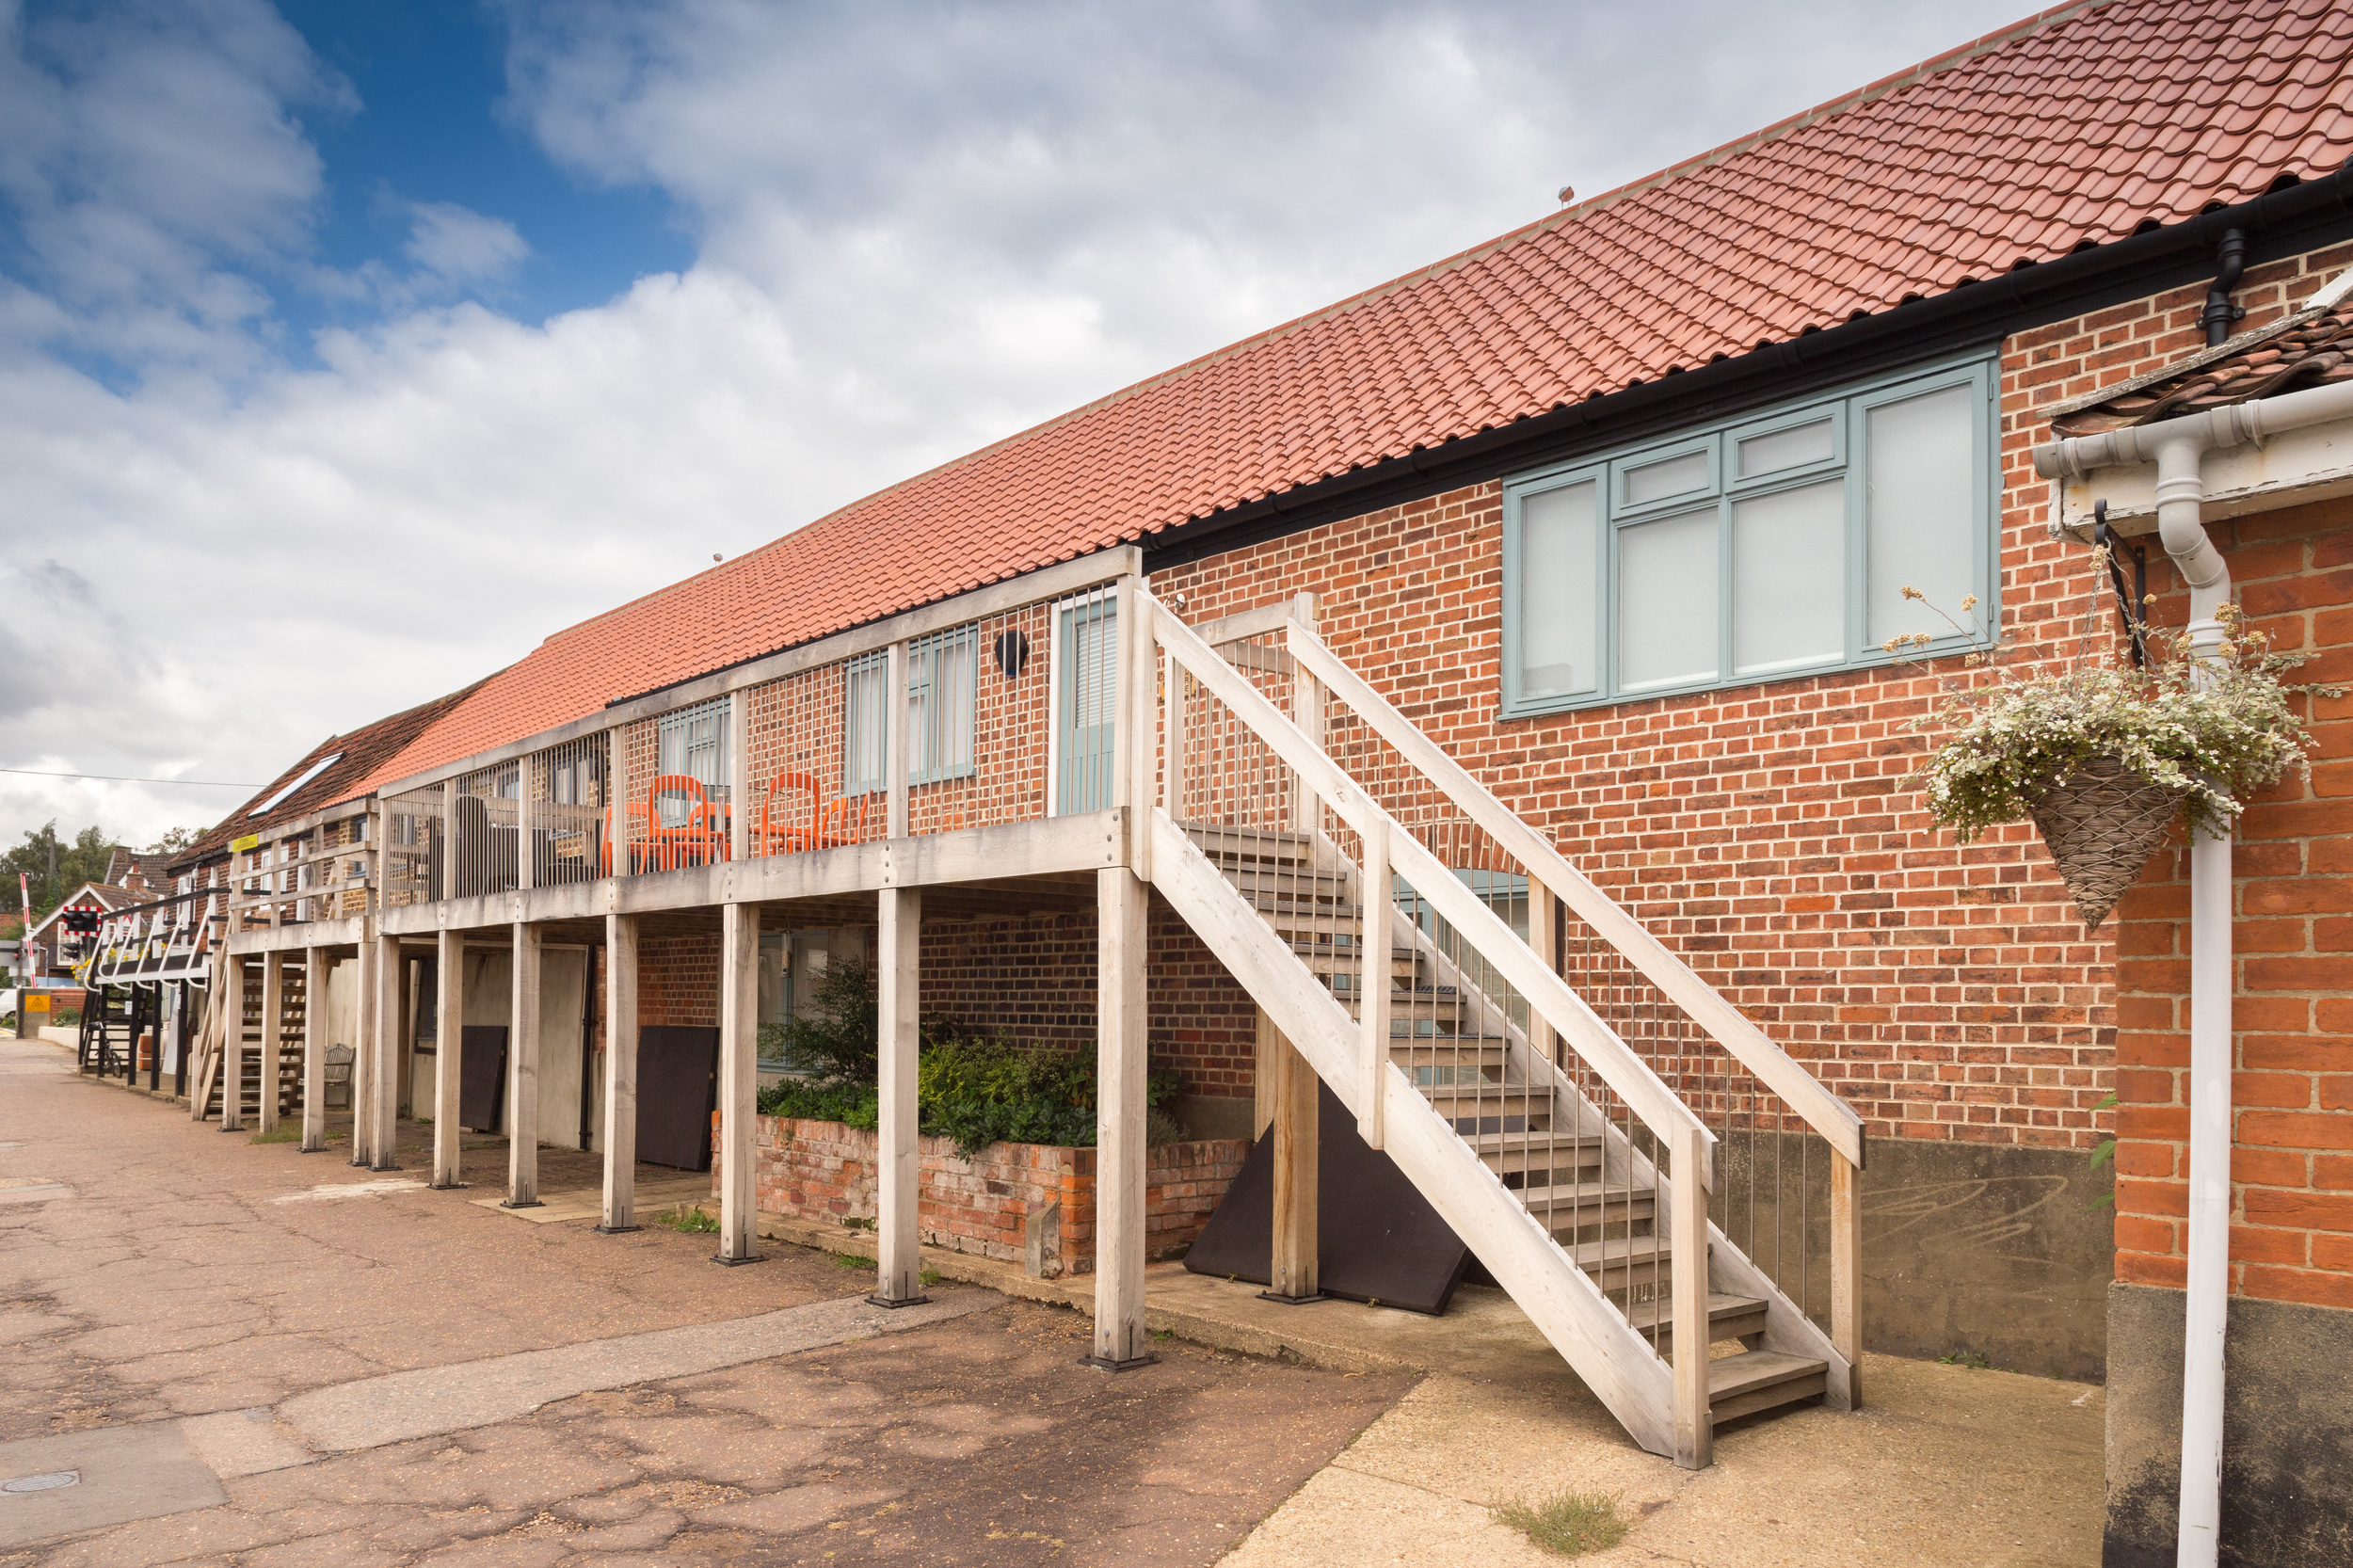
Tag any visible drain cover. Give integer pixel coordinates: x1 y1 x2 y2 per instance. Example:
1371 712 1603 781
1 1470 79 1494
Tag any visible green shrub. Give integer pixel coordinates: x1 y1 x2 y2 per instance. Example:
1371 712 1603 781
754 964 1187 1157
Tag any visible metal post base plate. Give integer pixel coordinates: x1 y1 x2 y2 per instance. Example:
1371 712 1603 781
1079 1352 1160 1373
865 1293 932 1310
430 1181 470 1192
593 1224 640 1235
499 1197 542 1209
711 1252 762 1267
1258 1290 1328 1306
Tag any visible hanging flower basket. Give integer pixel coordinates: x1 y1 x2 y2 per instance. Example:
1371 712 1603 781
2022 755 2191 930
1889 572 2340 935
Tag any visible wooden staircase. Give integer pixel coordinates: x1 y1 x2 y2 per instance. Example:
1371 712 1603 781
1195 824 1830 1430
1142 592 1866 1467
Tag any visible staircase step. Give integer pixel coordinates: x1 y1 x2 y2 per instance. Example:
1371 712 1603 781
1294 947 1417 980
1519 1179 1659 1234
1623 1291 1769 1352
1705 1351 1830 1423
1472 1134 1604 1183
1561 1234 1680 1296
1181 824 1314 866
1396 1045 1508 1086
1228 869 1353 899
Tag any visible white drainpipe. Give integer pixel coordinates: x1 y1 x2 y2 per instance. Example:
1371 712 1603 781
2036 376 2353 1568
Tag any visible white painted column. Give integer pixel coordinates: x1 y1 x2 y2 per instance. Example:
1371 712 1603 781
504 921 541 1207
599 912 640 1232
715 901 760 1263
1088 864 1152 1369
370 933 402 1171
221 957 248 1133
259 950 284 1134
873 886 926 1305
299 948 327 1152
432 928 466 1188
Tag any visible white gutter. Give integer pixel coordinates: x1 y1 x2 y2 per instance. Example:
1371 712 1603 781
2035 376 2353 1568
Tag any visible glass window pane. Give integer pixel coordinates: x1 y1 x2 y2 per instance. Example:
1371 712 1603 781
1516 481 1597 699
1624 449 1708 506
843 656 886 793
1734 479 1845 674
1619 507 1718 688
1866 384 1977 644
1737 418 1833 478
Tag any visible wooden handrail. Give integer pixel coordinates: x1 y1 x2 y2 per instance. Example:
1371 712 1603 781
1147 591 1713 1160
1282 621 1865 1168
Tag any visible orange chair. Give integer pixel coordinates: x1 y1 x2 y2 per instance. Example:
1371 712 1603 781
812 792 872 849
645 775 728 871
756 771 821 856
602 799 651 874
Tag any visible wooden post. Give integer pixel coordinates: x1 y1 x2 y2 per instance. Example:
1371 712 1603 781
346 936 372 1163
504 921 541 1206
1673 1124 1713 1469
259 951 284 1134
1529 881 1560 1066
599 912 640 1232
1832 1146 1864 1410
221 958 248 1133
715 901 760 1263
433 929 466 1188
872 887 926 1304
440 780 456 901
886 641 909 840
728 689 750 862
1359 817 1390 1150
607 727 631 878
300 951 329 1151
517 756 535 892
371 933 402 1171
1087 864 1152 1368
1252 1008 1279 1140
1266 1029 1321 1304
1125 581 1154 878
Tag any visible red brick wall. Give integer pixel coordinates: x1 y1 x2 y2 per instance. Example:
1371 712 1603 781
739 1112 1246 1274
2113 494 2353 1312
1141 242 2351 1154
637 932 720 1029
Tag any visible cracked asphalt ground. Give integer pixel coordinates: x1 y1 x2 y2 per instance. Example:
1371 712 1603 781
0 1044 1413 1565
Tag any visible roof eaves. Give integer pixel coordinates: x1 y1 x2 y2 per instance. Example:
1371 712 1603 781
2044 263 2353 420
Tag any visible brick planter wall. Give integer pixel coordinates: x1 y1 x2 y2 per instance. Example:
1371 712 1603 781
737 1114 1248 1277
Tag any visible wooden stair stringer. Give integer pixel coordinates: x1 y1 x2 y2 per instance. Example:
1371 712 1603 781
1149 810 1681 1459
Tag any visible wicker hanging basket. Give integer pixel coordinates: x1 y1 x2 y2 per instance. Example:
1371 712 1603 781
2025 755 2190 931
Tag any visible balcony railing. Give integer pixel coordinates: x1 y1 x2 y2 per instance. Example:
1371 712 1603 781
370 552 1134 909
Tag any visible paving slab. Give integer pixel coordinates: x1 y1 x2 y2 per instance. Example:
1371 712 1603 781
0 1422 225 1549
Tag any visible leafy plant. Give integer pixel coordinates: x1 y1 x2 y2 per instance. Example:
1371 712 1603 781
754 964 1188 1157
1491 1490 1628 1557
1896 569 2339 842
655 1205 718 1234
1937 1350 1993 1370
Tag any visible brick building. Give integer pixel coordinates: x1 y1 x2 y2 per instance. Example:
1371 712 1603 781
163 3 2353 1560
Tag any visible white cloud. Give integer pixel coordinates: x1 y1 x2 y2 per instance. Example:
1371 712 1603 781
0 0 2032 852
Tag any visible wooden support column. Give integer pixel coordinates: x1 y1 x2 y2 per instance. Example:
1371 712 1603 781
872 886 926 1305
1265 1028 1322 1304
432 928 466 1188
1086 864 1152 1369
1672 1125 1713 1470
504 921 542 1206
299 948 328 1152
728 689 750 863
714 902 760 1263
1831 1147 1864 1410
886 640 909 840
598 912 639 1232
346 939 372 1162
370 933 402 1171
220 958 248 1133
259 951 284 1134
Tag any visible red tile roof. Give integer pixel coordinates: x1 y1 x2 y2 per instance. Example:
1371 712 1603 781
358 0 2353 792
2051 281 2353 432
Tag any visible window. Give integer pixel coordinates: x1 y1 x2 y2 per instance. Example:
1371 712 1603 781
247 753 342 817
843 630 981 795
1501 358 1993 715
656 699 728 824
908 626 978 784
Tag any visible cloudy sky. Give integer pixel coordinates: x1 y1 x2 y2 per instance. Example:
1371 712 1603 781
0 0 2032 855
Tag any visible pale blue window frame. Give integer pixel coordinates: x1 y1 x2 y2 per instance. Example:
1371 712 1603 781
1500 353 1998 717
907 624 979 786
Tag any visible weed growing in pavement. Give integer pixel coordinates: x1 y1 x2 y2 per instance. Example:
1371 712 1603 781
920 1267 941 1287
248 1127 301 1144
833 1251 873 1271
1937 1350 1993 1369
1491 1490 1628 1557
654 1206 719 1234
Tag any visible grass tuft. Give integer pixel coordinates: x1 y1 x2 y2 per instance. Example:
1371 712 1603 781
834 1250 873 1271
654 1206 719 1234
248 1127 301 1144
1491 1490 1627 1558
